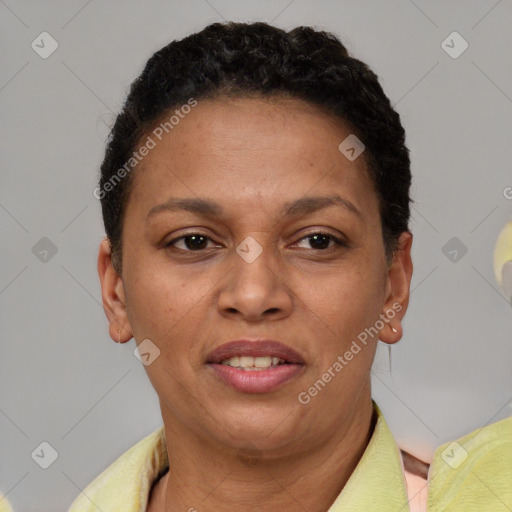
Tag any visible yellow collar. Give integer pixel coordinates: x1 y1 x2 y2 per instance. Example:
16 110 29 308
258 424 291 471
327 400 410 510
68 400 512 511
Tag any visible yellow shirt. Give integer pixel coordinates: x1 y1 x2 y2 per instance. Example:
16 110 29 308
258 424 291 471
0 495 13 512
66 400 512 511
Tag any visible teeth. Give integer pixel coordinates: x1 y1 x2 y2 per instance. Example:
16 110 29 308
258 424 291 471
221 356 286 369
222 356 239 366
254 356 271 368
240 356 254 367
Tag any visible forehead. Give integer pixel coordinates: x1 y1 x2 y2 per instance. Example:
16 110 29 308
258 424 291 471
127 97 377 220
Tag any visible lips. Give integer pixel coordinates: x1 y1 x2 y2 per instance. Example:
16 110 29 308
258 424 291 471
206 339 305 393
206 339 305 365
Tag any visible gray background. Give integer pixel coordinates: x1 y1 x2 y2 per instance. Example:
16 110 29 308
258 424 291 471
1 0 511 510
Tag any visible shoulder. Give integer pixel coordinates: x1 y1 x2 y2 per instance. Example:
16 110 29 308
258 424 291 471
0 494 14 512
427 415 512 512
67 426 167 512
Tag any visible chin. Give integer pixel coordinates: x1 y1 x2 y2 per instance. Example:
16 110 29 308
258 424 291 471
210 403 304 446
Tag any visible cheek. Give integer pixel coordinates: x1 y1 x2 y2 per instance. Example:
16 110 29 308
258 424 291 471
123 265 178 339
294 270 385 380
124 262 212 343
300 260 383 327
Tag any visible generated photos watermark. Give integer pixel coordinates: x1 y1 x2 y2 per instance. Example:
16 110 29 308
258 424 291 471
298 302 402 405
93 98 198 200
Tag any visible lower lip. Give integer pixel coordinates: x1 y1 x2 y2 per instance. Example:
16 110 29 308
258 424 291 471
208 363 304 393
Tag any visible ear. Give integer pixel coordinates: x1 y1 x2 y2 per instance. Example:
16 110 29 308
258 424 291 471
379 231 413 345
97 238 133 343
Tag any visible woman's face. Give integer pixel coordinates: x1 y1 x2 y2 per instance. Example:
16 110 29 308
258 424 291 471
99 96 412 454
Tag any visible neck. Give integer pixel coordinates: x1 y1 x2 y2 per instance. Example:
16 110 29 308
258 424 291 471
151 398 376 512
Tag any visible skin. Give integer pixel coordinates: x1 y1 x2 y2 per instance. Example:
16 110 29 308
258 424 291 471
98 96 413 511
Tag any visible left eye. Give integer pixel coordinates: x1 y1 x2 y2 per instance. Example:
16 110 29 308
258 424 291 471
294 232 347 251
165 232 346 252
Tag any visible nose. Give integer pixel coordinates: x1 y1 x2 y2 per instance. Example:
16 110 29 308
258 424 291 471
217 239 293 322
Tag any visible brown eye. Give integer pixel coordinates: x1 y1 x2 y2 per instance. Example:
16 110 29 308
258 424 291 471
166 234 213 251
294 232 347 251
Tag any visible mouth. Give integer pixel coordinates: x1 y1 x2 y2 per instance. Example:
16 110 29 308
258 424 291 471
206 339 305 393
219 355 288 370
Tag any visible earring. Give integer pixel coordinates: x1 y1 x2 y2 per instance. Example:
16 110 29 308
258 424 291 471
118 328 121 344
389 324 398 374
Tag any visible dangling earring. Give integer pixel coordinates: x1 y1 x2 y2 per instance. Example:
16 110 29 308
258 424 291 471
118 328 121 344
389 325 398 374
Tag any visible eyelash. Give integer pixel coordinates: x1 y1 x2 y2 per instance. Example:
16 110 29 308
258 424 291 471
165 232 348 253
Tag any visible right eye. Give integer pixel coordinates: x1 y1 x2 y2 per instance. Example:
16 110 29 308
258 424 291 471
165 233 218 252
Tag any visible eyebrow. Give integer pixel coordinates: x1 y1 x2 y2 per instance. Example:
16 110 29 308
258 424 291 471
146 194 362 221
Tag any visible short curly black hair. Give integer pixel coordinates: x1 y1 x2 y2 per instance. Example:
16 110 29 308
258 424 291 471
98 21 412 273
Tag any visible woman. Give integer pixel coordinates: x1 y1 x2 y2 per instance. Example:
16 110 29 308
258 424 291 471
68 21 511 512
